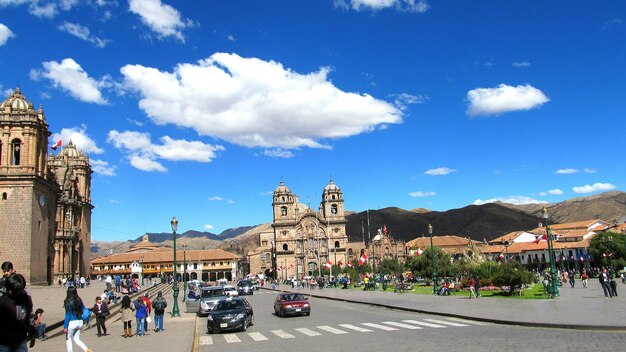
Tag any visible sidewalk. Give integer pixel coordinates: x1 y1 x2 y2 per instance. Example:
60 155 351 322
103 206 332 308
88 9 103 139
28 281 197 352
271 280 626 330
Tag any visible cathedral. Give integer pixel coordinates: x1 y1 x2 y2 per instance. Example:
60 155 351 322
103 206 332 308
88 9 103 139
0 87 93 285
248 180 352 279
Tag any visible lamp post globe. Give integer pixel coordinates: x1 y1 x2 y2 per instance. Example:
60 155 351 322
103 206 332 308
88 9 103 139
542 208 559 298
428 224 437 295
171 217 181 317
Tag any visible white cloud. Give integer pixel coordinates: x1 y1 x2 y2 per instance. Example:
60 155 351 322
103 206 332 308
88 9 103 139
51 124 105 154
90 159 117 176
540 189 563 196
512 61 531 67
58 22 110 48
107 130 224 172
30 58 108 104
572 183 616 194
258 191 273 196
121 53 402 150
466 84 549 116
129 0 192 42
334 0 430 13
409 191 435 197
584 168 597 174
556 168 578 174
262 149 294 158
29 2 57 18
0 23 15 46
424 167 456 176
208 196 223 201
392 93 429 111
204 224 213 230
473 196 547 205
227 34 236 42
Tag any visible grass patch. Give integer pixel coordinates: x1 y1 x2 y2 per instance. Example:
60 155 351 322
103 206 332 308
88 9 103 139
354 282 549 299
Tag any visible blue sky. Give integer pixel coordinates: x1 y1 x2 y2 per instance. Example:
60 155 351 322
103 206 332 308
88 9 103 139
1 1 624 241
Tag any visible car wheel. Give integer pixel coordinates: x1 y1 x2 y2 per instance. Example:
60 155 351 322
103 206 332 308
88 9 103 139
279 308 284 317
305 312 310 316
242 317 248 332
250 315 254 326
207 328 213 334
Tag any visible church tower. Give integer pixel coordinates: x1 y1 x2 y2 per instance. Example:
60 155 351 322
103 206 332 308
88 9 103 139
0 87 59 284
48 141 93 282
321 179 345 220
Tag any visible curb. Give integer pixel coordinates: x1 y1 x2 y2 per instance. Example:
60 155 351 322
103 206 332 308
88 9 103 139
261 287 626 332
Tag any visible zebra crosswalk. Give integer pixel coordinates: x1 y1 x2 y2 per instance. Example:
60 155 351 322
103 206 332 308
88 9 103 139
199 318 485 346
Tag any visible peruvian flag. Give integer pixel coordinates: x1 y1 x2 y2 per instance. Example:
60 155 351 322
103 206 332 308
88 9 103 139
51 139 62 150
358 253 368 265
498 254 504 260
415 247 424 256
533 234 547 244
383 224 388 235
347 262 353 268
325 261 332 269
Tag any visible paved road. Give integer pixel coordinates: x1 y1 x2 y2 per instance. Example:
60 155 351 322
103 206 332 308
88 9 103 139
197 290 626 352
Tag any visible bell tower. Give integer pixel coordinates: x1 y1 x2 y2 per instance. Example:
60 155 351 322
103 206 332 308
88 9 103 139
321 179 345 220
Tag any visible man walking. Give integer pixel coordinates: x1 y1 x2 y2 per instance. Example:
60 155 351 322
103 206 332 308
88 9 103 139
92 296 110 336
599 269 613 298
152 291 167 332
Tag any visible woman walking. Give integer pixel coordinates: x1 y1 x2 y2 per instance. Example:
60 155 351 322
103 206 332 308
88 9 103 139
63 286 92 352
134 297 148 337
120 295 135 337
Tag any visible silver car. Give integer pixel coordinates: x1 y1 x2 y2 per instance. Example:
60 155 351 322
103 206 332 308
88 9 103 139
186 286 228 316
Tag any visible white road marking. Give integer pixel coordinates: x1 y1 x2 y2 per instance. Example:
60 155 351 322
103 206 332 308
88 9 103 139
338 324 373 332
402 320 447 328
447 317 490 326
424 319 469 327
317 325 348 334
361 322 398 331
199 336 213 345
383 321 423 330
223 334 241 343
295 328 322 336
271 329 296 339
248 332 269 341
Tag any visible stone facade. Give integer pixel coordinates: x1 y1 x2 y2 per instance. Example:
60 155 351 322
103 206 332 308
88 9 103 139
0 88 93 285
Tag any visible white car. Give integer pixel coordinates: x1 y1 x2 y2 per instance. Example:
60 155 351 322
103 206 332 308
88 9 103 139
224 285 239 297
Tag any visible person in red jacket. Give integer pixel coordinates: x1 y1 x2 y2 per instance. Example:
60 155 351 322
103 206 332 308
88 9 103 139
142 293 152 331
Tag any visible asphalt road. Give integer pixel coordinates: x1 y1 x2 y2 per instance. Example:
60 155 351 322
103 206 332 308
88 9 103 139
198 290 626 352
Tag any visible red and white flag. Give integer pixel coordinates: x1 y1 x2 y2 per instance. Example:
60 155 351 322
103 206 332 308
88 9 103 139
51 139 62 150
325 261 332 269
347 262 353 268
358 253 368 265
498 254 504 260
415 247 424 256
533 234 547 244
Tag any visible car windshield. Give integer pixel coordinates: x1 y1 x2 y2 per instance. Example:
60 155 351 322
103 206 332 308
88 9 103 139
238 280 252 286
201 289 225 298
216 300 244 310
282 294 305 301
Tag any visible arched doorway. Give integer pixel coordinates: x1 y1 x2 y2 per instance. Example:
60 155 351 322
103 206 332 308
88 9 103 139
307 262 317 276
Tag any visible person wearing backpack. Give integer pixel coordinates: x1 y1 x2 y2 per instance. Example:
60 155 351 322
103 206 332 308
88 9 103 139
152 291 167 332
0 273 36 351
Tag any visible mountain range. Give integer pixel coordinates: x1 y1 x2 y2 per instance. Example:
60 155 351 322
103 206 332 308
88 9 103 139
91 191 626 258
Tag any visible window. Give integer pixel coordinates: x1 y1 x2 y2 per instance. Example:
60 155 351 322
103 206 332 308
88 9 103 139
332 195 336 200
194 263 198 269
11 139 21 166
348 248 353 255
331 204 337 214
283 244 288 251
1 193 6 200
334 241 340 249
281 206 287 216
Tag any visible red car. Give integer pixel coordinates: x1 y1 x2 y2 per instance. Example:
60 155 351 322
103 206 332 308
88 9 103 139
274 293 311 317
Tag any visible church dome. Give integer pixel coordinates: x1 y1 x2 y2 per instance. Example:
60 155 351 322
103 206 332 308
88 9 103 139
1 87 42 120
58 141 82 158
274 181 291 195
323 179 341 192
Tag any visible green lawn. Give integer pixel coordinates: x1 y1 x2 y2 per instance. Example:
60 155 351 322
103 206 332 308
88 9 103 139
354 282 549 299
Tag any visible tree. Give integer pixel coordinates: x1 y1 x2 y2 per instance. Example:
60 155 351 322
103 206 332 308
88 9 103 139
491 261 534 295
588 232 626 270
377 258 403 275
405 247 455 283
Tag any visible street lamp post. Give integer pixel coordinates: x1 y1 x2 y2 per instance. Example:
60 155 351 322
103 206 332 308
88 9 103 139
542 208 559 298
171 217 181 317
182 244 187 302
428 224 437 295
503 241 511 262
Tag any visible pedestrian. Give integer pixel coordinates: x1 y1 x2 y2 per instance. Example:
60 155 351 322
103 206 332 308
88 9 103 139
120 295 135 338
581 269 588 288
134 298 148 337
79 276 86 289
114 275 122 293
610 273 618 297
152 291 167 332
92 296 110 337
32 308 47 340
63 286 93 352
0 273 36 351
474 276 481 298
599 269 612 298
468 277 477 299
0 261 15 293
142 292 152 332
569 271 575 288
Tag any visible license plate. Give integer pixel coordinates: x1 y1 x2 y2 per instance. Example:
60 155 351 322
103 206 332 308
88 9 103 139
295 308 301 312
220 323 228 328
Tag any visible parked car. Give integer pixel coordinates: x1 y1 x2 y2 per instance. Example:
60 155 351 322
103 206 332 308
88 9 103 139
237 280 254 295
224 285 239 297
206 297 254 334
186 286 228 316
274 293 311 317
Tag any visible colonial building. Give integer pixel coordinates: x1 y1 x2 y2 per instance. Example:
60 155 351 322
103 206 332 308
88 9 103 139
0 87 93 285
248 180 350 279
91 235 241 282
406 235 485 262
367 227 408 265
